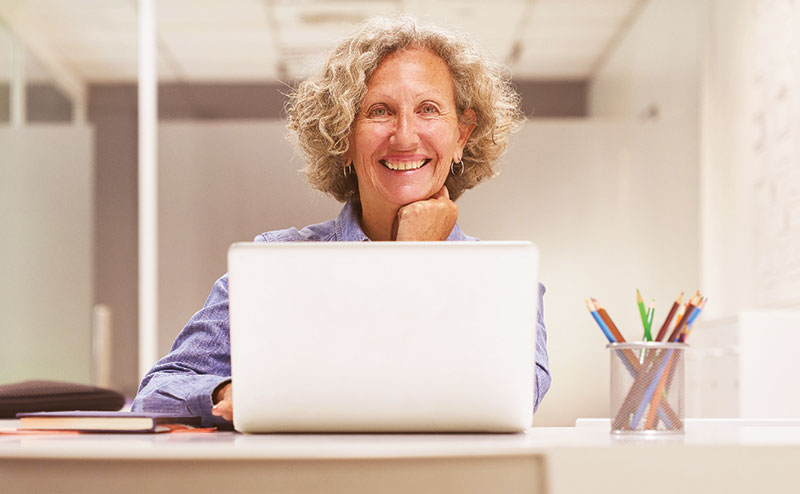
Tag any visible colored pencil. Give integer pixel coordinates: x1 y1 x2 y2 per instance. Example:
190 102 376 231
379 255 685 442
587 299 642 374
636 289 648 332
586 298 614 342
612 347 680 430
614 291 707 430
635 295 701 428
646 299 707 428
667 295 700 342
590 298 626 343
655 292 683 342
587 290 703 430
673 302 687 328
679 298 707 342
642 295 708 429
587 297 680 429
643 299 655 341
643 350 677 428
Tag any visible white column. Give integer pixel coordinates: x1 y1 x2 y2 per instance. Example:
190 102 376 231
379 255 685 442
9 35 26 127
92 304 113 388
72 94 87 125
0 2 88 125
138 0 158 379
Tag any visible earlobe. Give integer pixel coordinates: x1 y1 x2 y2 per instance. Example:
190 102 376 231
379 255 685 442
458 109 477 147
341 153 355 178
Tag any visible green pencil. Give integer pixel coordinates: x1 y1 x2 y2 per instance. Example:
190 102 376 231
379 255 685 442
636 289 648 333
643 299 655 341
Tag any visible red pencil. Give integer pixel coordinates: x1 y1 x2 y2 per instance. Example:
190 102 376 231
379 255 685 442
655 292 683 342
667 295 700 342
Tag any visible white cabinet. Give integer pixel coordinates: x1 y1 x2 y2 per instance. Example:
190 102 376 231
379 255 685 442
687 311 800 417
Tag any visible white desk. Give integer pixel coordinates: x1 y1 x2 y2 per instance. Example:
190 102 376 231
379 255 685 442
3 419 800 494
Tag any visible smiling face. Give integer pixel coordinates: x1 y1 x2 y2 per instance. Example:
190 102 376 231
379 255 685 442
346 48 474 217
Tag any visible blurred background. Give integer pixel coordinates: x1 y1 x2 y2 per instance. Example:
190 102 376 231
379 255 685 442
1 0 798 426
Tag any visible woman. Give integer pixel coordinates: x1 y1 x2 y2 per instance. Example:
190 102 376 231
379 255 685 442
132 16 551 427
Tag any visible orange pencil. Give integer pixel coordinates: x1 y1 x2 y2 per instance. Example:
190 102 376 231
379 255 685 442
644 352 676 428
673 303 687 330
646 295 707 428
667 295 700 342
590 298 626 343
590 299 642 372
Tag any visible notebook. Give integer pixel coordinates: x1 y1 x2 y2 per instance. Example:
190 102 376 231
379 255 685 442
16 411 201 432
228 241 539 433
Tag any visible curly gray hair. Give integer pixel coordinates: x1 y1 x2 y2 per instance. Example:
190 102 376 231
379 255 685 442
285 15 525 202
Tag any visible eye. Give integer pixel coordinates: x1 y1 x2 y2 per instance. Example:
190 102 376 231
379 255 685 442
419 103 440 115
367 105 388 118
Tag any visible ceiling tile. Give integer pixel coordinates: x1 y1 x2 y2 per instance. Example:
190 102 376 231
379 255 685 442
0 0 643 82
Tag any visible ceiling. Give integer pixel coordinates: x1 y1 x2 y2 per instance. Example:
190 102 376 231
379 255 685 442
0 0 645 96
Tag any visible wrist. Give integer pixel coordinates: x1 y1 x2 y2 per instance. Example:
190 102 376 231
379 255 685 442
211 379 232 404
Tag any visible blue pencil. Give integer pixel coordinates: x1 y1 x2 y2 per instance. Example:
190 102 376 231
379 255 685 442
679 298 706 342
586 299 615 342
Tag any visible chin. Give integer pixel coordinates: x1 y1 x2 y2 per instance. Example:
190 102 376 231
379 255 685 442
383 187 436 207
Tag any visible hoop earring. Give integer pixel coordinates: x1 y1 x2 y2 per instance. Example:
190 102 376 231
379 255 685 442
450 160 464 176
343 162 355 179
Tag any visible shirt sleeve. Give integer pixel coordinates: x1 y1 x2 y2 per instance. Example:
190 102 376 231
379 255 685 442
534 282 552 412
131 274 234 428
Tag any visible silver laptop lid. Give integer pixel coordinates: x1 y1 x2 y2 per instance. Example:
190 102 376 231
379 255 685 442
229 241 538 432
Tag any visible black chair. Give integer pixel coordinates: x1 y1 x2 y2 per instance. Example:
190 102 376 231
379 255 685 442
0 380 125 418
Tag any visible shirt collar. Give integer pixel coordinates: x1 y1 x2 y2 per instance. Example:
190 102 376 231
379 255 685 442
335 201 370 242
446 223 471 241
334 201 475 242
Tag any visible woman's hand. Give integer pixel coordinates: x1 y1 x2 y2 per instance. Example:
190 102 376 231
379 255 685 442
211 382 233 422
393 185 458 241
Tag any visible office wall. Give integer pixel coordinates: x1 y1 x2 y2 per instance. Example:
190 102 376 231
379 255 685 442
0 125 94 384
687 0 800 418
460 121 698 426
585 0 800 419
701 0 800 315
590 0 800 318
157 121 341 356
157 119 697 426
89 85 140 397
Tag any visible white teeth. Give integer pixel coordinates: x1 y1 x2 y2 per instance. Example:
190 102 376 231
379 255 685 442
382 160 426 171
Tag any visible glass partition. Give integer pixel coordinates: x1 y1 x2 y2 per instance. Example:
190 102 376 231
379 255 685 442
0 22 11 122
0 21 93 387
26 53 73 123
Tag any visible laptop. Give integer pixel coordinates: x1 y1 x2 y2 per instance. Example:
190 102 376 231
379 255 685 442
228 241 539 433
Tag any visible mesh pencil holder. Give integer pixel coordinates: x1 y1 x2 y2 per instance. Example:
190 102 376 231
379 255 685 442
607 342 687 435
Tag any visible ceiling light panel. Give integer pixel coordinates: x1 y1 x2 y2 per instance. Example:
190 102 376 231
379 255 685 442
156 0 275 81
271 0 400 46
157 0 270 26
528 0 638 20
403 0 530 63
269 0 400 79
3 0 137 80
513 0 638 79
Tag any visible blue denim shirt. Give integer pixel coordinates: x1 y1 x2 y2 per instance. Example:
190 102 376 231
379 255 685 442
132 202 551 427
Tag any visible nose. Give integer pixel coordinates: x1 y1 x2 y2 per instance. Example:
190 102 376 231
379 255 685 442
389 111 420 149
